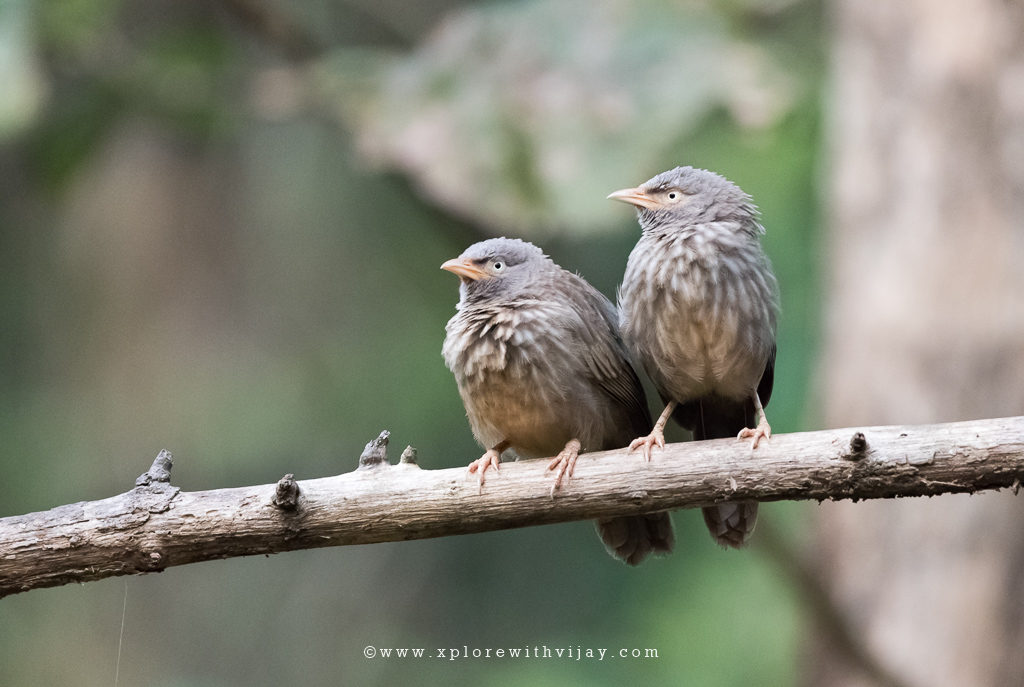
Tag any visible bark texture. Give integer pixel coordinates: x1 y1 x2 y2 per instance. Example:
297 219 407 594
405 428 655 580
2 418 1023 598
816 1 1024 685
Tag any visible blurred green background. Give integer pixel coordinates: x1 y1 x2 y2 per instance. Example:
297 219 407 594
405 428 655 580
0 0 822 684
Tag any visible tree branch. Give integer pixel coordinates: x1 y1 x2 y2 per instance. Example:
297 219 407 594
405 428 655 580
2 416 1022 598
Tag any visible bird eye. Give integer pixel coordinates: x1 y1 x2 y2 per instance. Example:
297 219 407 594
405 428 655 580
492 260 504 271
667 191 679 201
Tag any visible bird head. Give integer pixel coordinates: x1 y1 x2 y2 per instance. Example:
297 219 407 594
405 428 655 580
608 166 759 232
441 237 549 304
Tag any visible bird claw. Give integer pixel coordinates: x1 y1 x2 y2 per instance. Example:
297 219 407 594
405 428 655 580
738 420 772 450
547 439 581 498
467 449 502 493
629 430 665 461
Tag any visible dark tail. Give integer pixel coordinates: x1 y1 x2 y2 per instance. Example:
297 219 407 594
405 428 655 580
595 371 675 565
676 396 758 548
596 512 675 565
701 501 758 548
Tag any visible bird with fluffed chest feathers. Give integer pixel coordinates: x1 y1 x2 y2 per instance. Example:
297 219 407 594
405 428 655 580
441 237 674 565
610 166 779 549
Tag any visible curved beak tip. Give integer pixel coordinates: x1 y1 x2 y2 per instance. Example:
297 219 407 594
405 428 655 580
607 187 657 210
440 258 487 281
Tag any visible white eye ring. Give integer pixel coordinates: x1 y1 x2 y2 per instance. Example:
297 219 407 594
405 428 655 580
492 260 504 271
667 191 680 201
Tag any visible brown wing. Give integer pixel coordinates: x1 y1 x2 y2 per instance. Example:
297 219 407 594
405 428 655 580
554 271 653 440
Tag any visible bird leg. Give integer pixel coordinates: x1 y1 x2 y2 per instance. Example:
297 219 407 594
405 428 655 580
547 439 582 497
737 392 771 449
629 401 677 461
467 439 510 492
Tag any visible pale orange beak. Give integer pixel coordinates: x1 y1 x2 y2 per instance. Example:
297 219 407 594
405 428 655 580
607 187 661 211
441 258 488 281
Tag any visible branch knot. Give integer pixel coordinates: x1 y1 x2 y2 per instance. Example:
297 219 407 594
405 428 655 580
357 431 391 470
135 450 174 486
273 474 301 510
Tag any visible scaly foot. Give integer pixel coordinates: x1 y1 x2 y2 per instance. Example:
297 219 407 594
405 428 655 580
738 419 771 449
547 439 581 496
629 427 666 462
467 449 502 492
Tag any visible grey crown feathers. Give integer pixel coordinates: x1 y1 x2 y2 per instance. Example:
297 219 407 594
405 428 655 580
441 237 675 565
612 166 778 549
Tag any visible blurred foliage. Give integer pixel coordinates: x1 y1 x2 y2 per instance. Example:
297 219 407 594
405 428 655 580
317 0 811 235
0 0 46 138
0 0 822 685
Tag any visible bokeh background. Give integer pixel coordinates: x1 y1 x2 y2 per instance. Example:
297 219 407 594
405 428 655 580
1 1 1021 686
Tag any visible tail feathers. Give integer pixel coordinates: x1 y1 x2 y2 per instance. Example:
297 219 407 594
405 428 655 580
674 396 754 440
702 502 758 548
675 396 760 548
596 512 675 565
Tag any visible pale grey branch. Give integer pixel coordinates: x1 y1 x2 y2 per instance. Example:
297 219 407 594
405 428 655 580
1 416 1022 598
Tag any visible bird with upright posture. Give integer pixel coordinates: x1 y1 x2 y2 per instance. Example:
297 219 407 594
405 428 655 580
610 166 778 548
441 237 674 565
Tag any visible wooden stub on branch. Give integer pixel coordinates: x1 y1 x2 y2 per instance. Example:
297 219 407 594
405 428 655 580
0 416 1022 598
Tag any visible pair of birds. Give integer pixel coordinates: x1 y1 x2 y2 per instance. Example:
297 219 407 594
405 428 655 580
441 166 778 565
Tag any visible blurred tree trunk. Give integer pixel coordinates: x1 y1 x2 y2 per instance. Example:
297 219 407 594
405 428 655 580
812 1 1024 686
